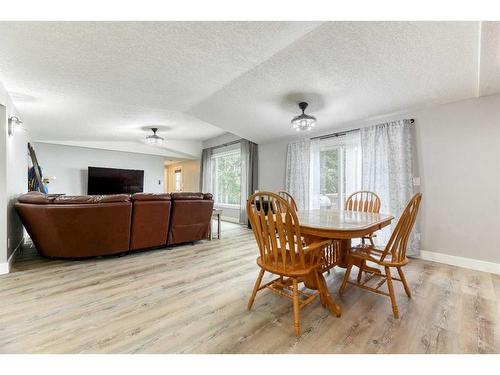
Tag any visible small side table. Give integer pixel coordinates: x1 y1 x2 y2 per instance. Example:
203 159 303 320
210 208 223 240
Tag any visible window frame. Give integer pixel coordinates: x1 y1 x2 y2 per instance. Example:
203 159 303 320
319 144 344 208
317 132 361 210
210 147 242 209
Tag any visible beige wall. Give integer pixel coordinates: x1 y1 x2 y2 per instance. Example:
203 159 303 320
166 159 201 193
258 94 500 265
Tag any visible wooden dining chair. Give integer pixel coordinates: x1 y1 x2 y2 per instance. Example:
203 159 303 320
277 191 298 212
247 191 339 336
345 191 381 247
278 190 339 274
339 193 422 319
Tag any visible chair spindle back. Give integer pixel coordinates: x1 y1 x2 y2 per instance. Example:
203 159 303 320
345 191 381 213
247 192 308 272
277 191 298 212
381 193 422 263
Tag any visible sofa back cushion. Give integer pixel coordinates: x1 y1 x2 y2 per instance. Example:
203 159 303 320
170 192 204 200
54 194 130 204
130 193 171 251
15 198 132 258
131 193 171 201
17 192 56 204
168 192 214 245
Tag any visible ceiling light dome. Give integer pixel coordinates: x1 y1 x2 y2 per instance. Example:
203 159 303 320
145 127 164 146
291 102 316 131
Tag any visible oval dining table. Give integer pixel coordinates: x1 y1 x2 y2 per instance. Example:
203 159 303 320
296 209 394 316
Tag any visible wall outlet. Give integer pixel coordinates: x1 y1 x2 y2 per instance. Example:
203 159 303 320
413 177 421 186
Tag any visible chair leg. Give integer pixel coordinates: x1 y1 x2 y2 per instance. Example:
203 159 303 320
397 266 411 298
292 278 300 337
385 266 399 319
339 261 354 295
247 268 265 310
368 235 375 247
357 260 365 284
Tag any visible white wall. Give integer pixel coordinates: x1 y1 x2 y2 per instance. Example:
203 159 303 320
1 81 28 271
259 94 500 265
258 139 288 192
6 124 28 262
414 95 500 264
166 159 201 193
0 103 7 267
32 142 166 195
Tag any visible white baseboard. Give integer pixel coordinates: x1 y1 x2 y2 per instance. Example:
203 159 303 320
417 250 500 275
0 239 24 275
0 261 8 275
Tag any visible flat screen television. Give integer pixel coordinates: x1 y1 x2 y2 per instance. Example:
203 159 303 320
87 166 144 195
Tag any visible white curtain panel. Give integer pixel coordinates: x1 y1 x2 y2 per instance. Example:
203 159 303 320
309 138 321 209
361 119 419 255
285 139 311 210
342 132 362 198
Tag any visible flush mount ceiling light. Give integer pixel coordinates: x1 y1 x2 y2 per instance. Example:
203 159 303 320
145 127 164 146
291 102 316 131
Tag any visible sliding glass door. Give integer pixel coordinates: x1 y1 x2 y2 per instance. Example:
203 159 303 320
319 146 341 209
311 131 362 210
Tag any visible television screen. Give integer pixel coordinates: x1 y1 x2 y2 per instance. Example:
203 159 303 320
87 166 144 195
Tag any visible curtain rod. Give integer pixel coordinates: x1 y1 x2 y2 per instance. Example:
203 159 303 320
311 118 414 141
208 139 242 150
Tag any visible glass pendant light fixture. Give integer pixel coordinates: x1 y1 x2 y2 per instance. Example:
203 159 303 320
291 102 316 131
145 127 164 146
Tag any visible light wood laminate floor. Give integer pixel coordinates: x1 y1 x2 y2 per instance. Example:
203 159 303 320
0 222 498 353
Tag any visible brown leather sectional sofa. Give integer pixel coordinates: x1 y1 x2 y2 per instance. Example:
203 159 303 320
15 191 214 259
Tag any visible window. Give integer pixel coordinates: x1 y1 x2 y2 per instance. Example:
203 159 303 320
320 147 340 208
315 132 362 210
174 169 182 191
211 148 241 207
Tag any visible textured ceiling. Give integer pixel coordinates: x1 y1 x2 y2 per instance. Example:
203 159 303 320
0 21 499 152
0 21 320 153
479 21 500 97
190 21 489 142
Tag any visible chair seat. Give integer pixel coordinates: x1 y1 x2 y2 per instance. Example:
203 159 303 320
257 255 320 277
256 240 328 277
348 245 408 267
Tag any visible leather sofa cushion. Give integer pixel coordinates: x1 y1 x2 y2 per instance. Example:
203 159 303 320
167 197 214 245
131 193 171 201
130 198 171 251
54 194 131 204
171 192 213 200
16 201 132 258
171 192 204 200
18 192 56 204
